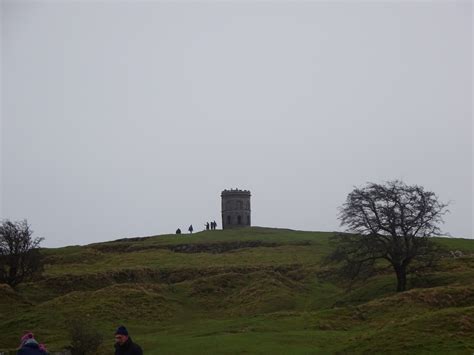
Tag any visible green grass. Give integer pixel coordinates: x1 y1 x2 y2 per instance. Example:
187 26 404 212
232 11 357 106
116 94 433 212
1 228 473 354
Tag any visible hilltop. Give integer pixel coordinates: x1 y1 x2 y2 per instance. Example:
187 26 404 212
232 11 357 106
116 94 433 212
1 227 474 354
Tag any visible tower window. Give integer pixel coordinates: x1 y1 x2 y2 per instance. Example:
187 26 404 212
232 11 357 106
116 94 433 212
227 215 231 225
237 215 242 224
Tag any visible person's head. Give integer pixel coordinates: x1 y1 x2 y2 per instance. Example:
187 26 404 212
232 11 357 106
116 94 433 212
20 332 35 347
115 326 129 345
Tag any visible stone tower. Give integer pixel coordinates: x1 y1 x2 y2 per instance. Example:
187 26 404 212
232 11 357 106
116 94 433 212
221 189 251 229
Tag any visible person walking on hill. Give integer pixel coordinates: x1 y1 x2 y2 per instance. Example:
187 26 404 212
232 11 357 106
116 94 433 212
114 326 143 355
188 224 193 234
17 332 47 355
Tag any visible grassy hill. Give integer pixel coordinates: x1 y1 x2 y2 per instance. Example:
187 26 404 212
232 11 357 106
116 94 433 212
1 227 473 354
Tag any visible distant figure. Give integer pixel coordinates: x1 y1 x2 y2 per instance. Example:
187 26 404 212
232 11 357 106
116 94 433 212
175 228 181 234
213 220 217 230
188 225 193 234
206 222 210 230
114 325 143 355
17 332 46 355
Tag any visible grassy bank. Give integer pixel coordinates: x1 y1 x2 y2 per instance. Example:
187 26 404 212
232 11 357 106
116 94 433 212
1 227 473 354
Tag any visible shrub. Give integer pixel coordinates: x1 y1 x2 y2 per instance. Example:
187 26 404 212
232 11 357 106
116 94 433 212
67 318 103 355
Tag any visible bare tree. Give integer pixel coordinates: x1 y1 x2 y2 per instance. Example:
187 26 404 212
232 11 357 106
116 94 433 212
327 180 448 292
0 219 44 287
67 318 104 355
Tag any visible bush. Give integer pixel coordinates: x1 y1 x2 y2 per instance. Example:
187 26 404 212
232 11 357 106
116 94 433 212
67 318 103 355
0 219 44 287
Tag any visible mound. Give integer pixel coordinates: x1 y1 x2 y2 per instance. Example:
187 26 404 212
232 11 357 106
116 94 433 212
360 284 474 316
224 270 305 316
0 283 32 315
38 283 178 322
344 306 474 353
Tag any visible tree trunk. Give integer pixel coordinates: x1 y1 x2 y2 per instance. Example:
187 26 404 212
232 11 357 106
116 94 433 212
394 264 407 292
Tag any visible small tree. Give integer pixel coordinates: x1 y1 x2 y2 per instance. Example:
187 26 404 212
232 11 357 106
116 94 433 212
67 318 103 355
0 219 44 287
328 180 448 292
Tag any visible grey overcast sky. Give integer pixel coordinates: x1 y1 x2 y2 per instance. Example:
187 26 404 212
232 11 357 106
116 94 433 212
1 1 472 247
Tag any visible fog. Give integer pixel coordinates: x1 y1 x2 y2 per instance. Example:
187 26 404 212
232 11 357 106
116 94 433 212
2 1 472 247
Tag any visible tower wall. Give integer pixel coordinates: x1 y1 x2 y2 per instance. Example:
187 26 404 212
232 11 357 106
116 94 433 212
221 189 251 229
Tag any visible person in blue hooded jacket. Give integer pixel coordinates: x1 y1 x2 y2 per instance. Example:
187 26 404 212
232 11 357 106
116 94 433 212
17 332 47 355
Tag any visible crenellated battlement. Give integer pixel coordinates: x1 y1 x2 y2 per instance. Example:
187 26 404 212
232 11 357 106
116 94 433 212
221 189 251 196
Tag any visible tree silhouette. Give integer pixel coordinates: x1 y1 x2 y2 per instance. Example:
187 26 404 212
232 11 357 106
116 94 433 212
0 219 44 287
328 180 448 292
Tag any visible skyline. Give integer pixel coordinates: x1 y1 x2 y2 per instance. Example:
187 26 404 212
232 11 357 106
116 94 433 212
2 1 472 247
